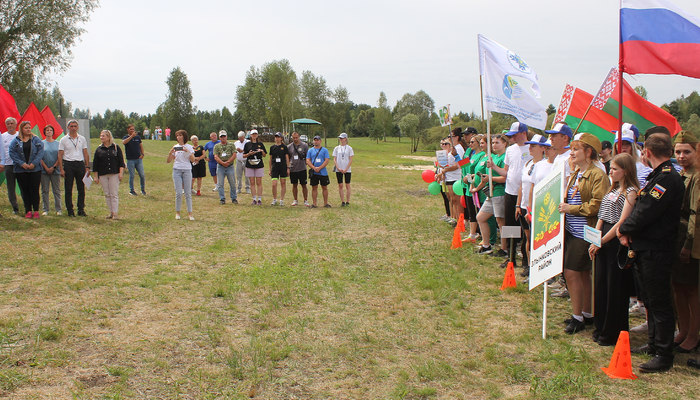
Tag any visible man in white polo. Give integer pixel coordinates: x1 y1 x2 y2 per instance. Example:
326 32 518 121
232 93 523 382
57 120 91 217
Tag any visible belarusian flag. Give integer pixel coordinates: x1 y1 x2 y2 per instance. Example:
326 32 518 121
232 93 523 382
0 85 20 132
553 79 681 142
20 102 47 137
41 106 64 140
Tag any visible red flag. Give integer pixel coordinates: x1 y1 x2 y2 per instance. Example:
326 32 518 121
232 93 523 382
0 85 21 132
20 102 47 138
40 106 64 140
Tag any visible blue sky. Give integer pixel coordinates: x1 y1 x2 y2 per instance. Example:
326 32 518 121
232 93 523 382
52 0 700 120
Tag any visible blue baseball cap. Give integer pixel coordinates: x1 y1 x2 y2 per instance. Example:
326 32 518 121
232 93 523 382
525 134 549 146
505 122 528 137
545 123 573 138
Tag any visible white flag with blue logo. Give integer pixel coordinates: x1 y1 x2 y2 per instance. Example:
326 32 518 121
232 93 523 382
482 56 547 129
478 34 541 98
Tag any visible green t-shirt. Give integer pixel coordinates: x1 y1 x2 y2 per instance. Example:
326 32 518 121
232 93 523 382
473 152 506 198
214 142 237 162
466 151 485 197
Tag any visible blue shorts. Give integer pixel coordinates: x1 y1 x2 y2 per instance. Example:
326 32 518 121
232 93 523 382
208 163 217 177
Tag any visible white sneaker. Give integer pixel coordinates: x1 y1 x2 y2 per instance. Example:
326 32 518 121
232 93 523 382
271 199 277 206
56 211 62 216
41 211 48 216
191 189 197 194
304 200 309 206
212 186 218 192
630 321 648 334
629 303 646 317
279 200 284 206
291 200 298 206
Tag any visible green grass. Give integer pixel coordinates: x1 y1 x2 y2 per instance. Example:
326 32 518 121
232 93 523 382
0 137 698 398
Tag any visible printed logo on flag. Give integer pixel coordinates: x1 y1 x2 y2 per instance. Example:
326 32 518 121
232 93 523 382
507 51 532 74
502 75 524 100
533 185 561 250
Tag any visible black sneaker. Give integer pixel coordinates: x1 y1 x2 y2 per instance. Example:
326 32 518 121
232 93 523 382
130 191 138 196
220 199 225 205
77 210 87 217
477 246 493 254
499 260 509 269
232 199 238 204
631 344 656 355
520 267 530 277
341 202 346 207
564 318 586 334
141 191 147 196
324 204 332 208
67 211 76 217
490 249 508 257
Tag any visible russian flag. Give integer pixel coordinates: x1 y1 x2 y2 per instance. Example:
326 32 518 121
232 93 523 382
621 0 700 79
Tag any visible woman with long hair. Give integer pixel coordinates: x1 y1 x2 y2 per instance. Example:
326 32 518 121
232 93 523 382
92 130 125 219
588 153 639 345
463 134 485 242
558 133 610 334
243 129 267 205
167 130 195 220
40 125 62 216
437 137 463 227
8 121 44 218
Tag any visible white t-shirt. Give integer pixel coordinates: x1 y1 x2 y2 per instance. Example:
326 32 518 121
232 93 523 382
332 145 354 172
454 144 465 160
520 159 538 209
553 150 572 180
172 144 194 169
58 134 88 162
234 139 248 162
504 144 532 196
2 132 18 165
445 153 461 182
531 160 555 188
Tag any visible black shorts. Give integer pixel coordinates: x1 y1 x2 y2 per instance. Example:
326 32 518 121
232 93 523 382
336 172 352 184
310 174 330 187
289 171 307 185
270 166 288 179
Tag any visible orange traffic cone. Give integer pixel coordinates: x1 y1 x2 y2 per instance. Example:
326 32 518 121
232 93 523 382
601 331 637 379
451 225 462 249
500 261 517 290
456 213 466 233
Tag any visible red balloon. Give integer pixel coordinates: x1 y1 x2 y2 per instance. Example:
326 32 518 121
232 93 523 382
421 169 435 183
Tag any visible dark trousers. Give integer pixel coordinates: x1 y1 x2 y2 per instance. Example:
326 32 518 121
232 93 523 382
15 171 41 212
504 193 522 258
440 188 450 217
4 165 19 212
634 249 675 360
593 222 632 344
63 161 86 213
466 195 477 223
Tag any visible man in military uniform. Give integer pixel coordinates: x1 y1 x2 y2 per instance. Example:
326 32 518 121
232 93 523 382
618 133 685 373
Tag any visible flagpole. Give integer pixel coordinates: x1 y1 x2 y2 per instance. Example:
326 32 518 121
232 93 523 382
479 59 492 197
573 104 593 135
618 0 624 153
479 76 486 129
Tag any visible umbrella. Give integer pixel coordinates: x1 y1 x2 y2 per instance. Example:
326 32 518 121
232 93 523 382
290 118 326 146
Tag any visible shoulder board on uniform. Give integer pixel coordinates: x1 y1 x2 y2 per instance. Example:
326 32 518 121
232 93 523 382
662 166 672 173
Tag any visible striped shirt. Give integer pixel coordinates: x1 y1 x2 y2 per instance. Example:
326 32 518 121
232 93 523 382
598 186 637 225
636 161 653 187
565 172 588 239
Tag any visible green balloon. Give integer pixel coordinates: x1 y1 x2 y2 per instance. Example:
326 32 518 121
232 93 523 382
452 180 464 195
428 181 441 195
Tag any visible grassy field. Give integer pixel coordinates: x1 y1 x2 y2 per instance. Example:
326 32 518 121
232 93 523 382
0 137 698 399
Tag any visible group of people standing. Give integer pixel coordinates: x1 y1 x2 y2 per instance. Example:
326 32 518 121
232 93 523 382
201 130 354 209
1 117 356 221
435 121 700 373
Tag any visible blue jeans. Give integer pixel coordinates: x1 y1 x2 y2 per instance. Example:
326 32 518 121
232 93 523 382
217 164 237 201
173 169 193 212
127 158 146 193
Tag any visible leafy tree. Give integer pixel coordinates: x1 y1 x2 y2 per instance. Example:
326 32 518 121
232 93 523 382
235 66 266 129
0 0 99 93
683 114 700 136
355 109 373 137
375 91 394 142
161 66 196 134
261 59 298 133
330 85 352 137
300 70 332 128
634 86 648 100
546 104 556 115
105 109 129 137
394 90 435 151
398 113 420 152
